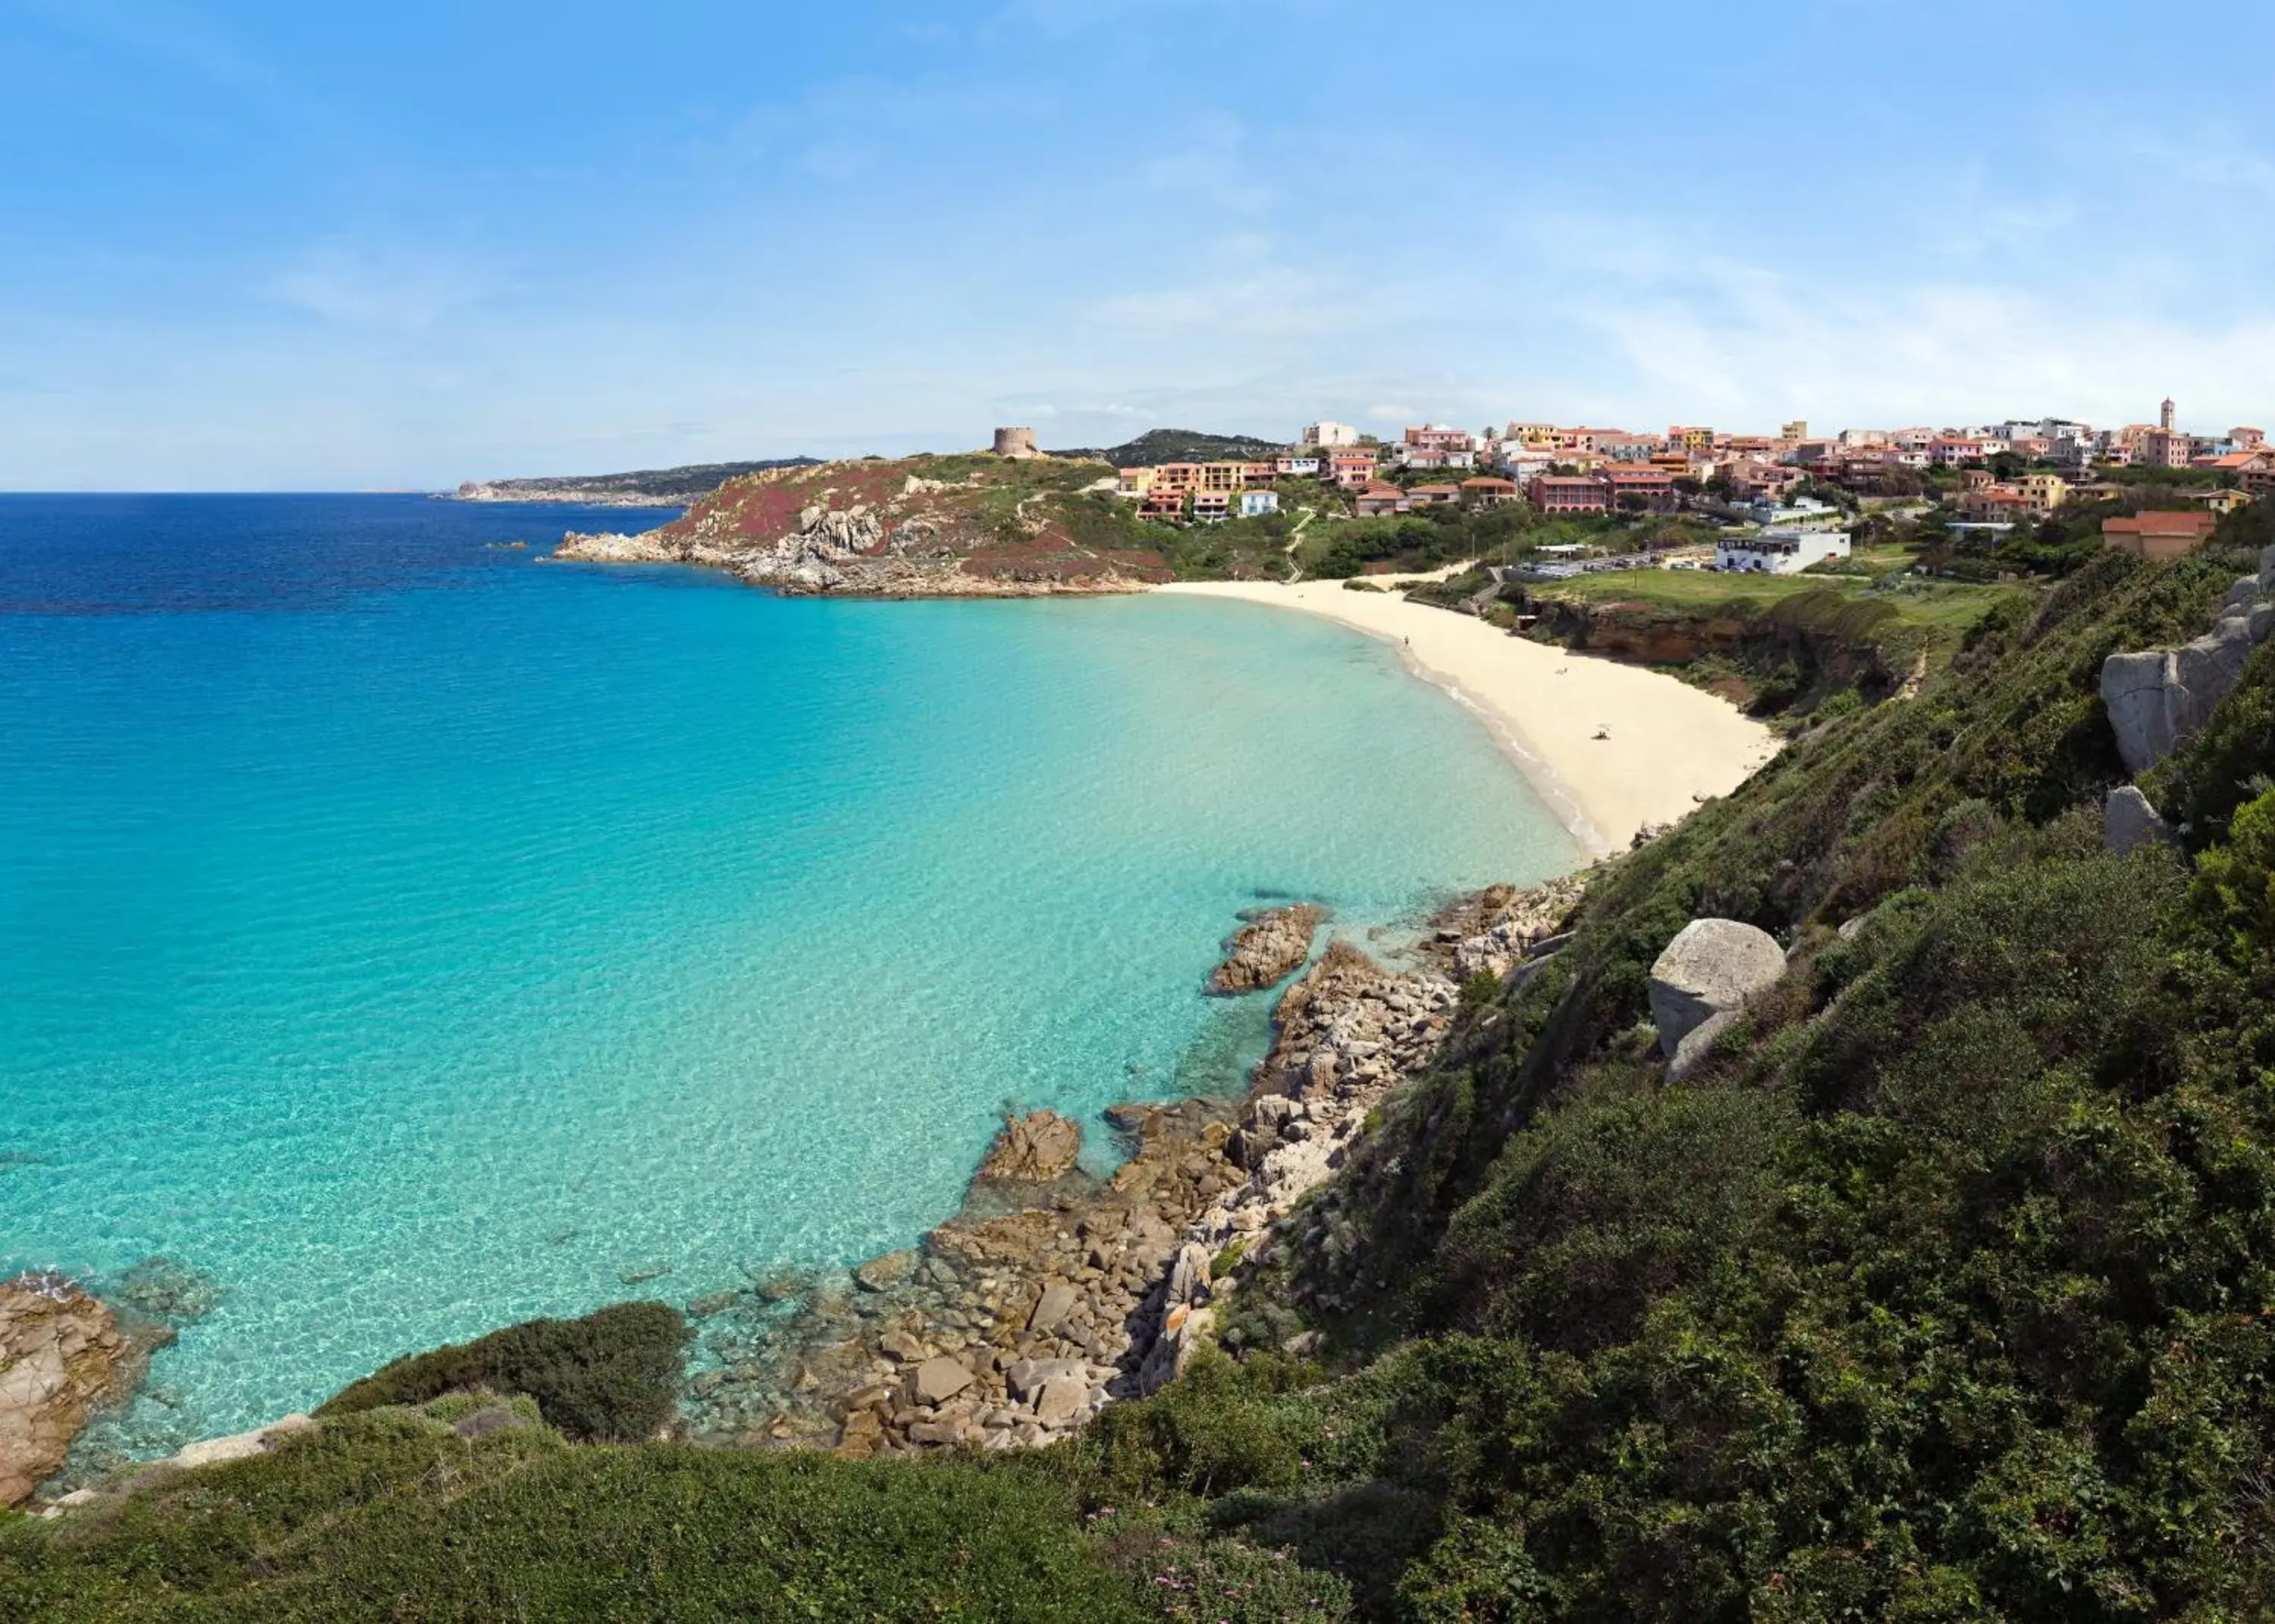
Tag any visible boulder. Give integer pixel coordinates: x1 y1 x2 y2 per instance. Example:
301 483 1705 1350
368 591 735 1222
1646 919 1786 1059
1 1274 165 1506
1026 1282 1078 1336
912 1356 974 1406
2104 785 2174 857
974 1111 1083 1183
1032 1372 1091 1426
853 1250 918 1293
1665 1009 1740 1084
2101 585 2274 774
1206 904 1327 995
168 1413 315 1471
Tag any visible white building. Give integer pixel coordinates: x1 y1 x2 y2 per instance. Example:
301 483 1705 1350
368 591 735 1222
1239 491 1279 518
1301 421 1362 447
1743 497 1845 530
1715 528 1852 575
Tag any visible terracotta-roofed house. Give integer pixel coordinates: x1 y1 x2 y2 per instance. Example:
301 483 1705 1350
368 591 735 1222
1461 476 1520 506
2102 509 2218 560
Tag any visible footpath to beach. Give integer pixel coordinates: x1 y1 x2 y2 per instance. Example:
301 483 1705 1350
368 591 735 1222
1157 578 1781 856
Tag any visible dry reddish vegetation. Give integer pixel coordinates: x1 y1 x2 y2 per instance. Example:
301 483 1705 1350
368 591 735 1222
655 456 1172 585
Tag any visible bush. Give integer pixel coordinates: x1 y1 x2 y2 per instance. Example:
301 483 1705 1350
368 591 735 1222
315 1303 688 1442
0 1404 1145 1622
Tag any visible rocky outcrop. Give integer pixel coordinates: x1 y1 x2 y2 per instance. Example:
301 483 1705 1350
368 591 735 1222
1424 874 1588 982
1 1274 168 1506
2104 785 2175 856
1647 919 1785 1064
974 1111 1084 1183
550 456 1173 599
2101 548 2275 774
677 920 1467 1459
1204 904 1326 995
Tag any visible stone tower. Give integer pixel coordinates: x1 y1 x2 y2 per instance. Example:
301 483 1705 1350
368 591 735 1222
2160 397 2176 431
992 427 1040 459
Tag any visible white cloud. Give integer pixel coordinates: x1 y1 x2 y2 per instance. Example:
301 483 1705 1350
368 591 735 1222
266 240 499 331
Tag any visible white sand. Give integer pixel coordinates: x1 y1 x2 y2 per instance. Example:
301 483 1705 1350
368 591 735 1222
1156 578 1781 857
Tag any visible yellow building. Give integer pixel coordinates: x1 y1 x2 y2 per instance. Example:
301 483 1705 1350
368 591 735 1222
2016 472 2069 515
1196 461 1245 494
1114 467 1157 498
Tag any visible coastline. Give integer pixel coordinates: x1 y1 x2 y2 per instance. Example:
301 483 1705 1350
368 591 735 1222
1156 578 1781 856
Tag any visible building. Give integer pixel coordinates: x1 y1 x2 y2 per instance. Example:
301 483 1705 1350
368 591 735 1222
1668 425 1715 451
1715 528 1852 574
1727 459 1805 500
1323 447 1379 489
1744 497 1844 530
1599 466 1678 512
1781 419 1809 441
1275 453 1322 478
1959 485 2031 522
992 426 1041 459
1408 484 1463 506
1113 467 1156 499
1239 491 1279 519
2234 428 2267 450
1528 475 1610 514
1302 421 1363 447
1191 491 1233 522
1460 476 1520 506
1195 462 1244 494
1153 462 1200 495
2140 427 2192 469
1354 484 1411 517
2016 472 2070 515
2101 509 2217 560
2193 488 2251 516
1138 488 1186 522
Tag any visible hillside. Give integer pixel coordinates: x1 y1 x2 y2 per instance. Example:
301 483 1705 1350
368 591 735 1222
549 452 1182 594
1047 428 1290 466
450 458 821 506
10 505 2275 1621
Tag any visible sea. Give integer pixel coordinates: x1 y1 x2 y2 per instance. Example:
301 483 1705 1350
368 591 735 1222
0 493 1577 1450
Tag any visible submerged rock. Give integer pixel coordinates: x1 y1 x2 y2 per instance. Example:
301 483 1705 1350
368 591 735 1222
1648 919 1785 1058
111 1256 224 1322
974 1111 1084 1183
1204 904 1326 995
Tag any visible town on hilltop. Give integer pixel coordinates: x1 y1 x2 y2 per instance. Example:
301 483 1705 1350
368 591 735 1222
1089 398 2269 578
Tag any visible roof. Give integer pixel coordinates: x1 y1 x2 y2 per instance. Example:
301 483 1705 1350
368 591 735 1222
2104 511 2217 537
1461 477 1517 488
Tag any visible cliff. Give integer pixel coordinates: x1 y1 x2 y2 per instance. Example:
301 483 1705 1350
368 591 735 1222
551 453 1175 597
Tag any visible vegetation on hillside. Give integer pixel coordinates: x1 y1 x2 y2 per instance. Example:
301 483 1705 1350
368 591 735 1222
1046 428 1288 466
315 1304 688 1444
459 458 821 502
9 509 2275 1621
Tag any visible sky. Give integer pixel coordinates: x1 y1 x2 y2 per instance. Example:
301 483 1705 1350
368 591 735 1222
2 0 2272 490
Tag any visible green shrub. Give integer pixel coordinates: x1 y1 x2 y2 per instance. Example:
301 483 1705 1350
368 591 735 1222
0 1406 1144 1622
315 1303 688 1442
2190 784 2275 965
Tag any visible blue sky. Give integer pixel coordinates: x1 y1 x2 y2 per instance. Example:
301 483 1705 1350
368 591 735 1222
3 0 2271 489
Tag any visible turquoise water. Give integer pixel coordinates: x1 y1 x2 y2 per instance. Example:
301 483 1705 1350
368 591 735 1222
0 495 1577 1445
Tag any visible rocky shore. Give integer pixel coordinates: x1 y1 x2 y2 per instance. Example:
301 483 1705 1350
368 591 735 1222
0 1274 171 1506
676 876 1586 1458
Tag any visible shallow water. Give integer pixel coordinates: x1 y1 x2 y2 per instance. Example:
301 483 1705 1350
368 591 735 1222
0 494 1577 1444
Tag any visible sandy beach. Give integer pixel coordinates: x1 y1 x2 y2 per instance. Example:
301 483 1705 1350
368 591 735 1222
1157 578 1781 857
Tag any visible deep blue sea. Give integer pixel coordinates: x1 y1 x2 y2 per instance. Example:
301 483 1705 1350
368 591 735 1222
0 494 1577 1448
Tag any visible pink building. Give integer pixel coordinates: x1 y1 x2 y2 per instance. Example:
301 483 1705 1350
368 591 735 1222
1528 475 1610 514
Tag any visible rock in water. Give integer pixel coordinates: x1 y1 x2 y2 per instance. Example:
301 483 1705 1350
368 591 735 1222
2104 785 2174 856
853 1250 918 1293
974 1111 1084 1183
1647 919 1786 1059
1205 904 1327 995
0 1272 166 1506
